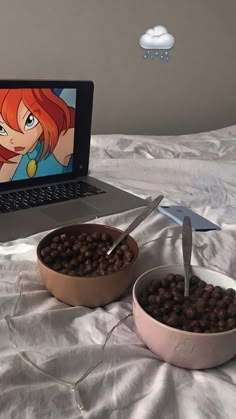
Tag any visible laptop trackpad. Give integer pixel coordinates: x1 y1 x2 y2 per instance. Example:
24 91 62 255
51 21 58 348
41 201 98 222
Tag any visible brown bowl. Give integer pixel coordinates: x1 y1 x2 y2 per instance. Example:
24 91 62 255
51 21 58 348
37 224 138 307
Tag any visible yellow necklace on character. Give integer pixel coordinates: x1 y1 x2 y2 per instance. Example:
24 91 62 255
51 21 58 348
26 159 38 177
26 141 44 178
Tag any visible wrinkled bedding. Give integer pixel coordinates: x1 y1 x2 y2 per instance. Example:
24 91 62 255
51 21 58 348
1 125 236 419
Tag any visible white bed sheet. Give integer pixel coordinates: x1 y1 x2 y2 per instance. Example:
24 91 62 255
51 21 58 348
1 125 236 419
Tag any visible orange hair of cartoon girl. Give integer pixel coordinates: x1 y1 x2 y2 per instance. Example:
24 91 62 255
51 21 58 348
0 88 75 164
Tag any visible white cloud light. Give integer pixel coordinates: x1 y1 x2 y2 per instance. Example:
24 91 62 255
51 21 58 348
139 25 175 50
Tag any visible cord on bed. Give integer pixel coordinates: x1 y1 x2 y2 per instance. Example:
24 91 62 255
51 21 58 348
4 273 135 416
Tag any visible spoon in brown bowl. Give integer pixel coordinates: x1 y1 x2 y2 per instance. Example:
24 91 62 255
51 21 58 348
106 194 164 256
182 215 193 297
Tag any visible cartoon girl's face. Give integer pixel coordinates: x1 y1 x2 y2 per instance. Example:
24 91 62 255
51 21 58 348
0 100 43 155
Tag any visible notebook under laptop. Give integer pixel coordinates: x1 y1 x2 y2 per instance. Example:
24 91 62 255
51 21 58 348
0 80 146 242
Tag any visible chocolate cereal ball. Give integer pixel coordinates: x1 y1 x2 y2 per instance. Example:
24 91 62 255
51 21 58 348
139 274 236 334
40 231 134 277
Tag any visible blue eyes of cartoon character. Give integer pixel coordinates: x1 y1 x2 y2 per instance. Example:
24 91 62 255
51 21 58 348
0 113 39 136
0 126 7 136
25 113 39 130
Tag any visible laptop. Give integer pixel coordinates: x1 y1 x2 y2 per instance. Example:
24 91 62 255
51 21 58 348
0 80 146 242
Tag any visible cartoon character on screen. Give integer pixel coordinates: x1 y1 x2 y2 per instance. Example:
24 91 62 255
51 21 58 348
0 88 75 182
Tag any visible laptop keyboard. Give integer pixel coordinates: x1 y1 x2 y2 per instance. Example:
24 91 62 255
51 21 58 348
0 181 106 213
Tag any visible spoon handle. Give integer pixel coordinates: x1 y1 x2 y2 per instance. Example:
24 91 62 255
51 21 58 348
106 194 164 255
182 216 192 297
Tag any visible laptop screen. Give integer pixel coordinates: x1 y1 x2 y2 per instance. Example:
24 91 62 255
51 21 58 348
0 88 77 183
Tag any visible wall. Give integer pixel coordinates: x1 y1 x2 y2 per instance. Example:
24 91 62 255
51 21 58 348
1 0 236 135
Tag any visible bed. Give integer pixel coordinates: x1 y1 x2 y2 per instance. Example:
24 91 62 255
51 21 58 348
1 125 236 419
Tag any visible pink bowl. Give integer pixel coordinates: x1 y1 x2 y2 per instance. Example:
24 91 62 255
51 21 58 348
133 265 236 369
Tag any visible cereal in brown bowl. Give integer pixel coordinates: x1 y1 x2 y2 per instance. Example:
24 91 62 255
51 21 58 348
40 231 134 277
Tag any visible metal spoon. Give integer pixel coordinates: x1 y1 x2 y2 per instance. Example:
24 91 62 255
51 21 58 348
182 216 192 297
106 194 164 256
